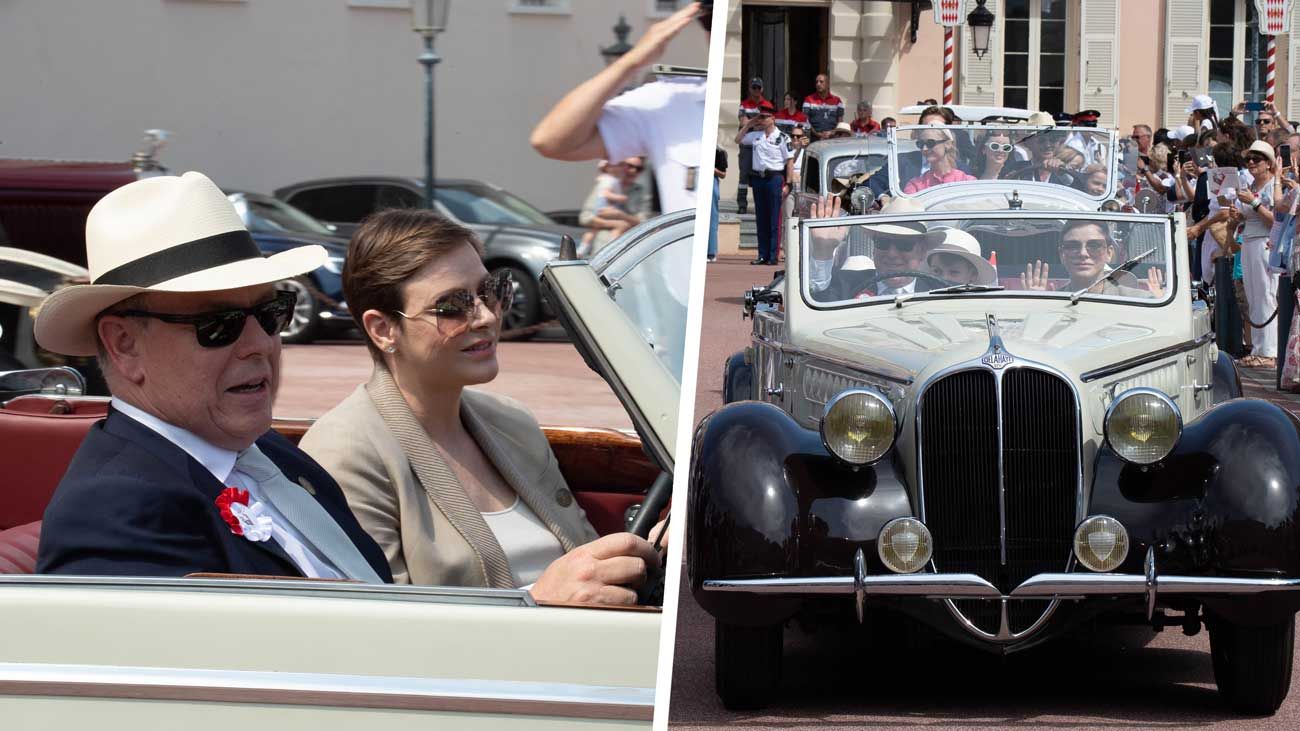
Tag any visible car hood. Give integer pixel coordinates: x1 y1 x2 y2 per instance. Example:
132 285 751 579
797 304 1187 385
250 231 350 256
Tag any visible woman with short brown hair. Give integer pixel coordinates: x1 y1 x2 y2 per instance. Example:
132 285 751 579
300 209 661 603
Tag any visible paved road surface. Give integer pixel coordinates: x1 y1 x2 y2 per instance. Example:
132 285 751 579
669 254 1300 729
275 327 632 430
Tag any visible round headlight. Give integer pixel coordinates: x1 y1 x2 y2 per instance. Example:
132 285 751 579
878 517 933 574
1104 388 1181 465
1074 515 1129 572
820 389 896 465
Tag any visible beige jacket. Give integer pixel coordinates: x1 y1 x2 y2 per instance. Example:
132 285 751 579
299 367 598 587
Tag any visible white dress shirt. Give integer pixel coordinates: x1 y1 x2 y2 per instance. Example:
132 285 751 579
111 398 343 579
598 75 706 214
741 127 793 173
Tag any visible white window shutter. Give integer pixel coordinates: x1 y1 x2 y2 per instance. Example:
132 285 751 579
1080 0 1119 126
1163 0 1206 129
959 0 997 106
1290 3 1300 120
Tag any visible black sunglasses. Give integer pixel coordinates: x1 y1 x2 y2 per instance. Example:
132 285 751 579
112 292 296 349
398 270 515 330
916 138 947 150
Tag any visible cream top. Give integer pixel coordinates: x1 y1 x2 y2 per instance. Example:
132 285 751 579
481 497 566 588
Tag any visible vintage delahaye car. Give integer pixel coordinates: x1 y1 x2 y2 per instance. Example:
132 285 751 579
0 209 694 729
689 125 1300 714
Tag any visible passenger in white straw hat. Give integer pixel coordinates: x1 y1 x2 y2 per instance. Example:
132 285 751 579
927 228 998 285
35 172 393 582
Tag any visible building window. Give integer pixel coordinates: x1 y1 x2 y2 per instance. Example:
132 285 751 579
509 0 571 15
648 0 683 17
1002 0 1067 115
1208 0 1269 116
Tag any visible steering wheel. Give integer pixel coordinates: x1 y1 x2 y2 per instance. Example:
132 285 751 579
630 470 672 606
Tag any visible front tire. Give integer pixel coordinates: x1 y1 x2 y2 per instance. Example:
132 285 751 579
276 277 322 345
714 619 782 711
1209 613 1295 715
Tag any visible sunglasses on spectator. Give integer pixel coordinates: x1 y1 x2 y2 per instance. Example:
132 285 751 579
397 270 515 331
874 239 919 253
1059 239 1109 256
986 142 1014 152
1256 118 1275 126
791 133 806 139
916 138 948 150
1245 156 1269 165
112 291 296 349
1131 133 1151 139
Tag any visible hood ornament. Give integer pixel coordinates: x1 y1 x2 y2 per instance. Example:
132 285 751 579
981 314 1013 369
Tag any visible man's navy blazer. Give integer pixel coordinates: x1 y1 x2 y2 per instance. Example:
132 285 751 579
36 408 393 581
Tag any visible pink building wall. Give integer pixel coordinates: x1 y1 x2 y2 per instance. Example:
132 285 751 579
1117 0 1165 133
897 15 948 110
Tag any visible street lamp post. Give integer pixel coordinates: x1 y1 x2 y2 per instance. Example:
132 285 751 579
966 0 995 60
600 15 633 67
412 0 450 211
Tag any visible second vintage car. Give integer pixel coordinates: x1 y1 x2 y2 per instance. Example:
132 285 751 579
690 125 1300 715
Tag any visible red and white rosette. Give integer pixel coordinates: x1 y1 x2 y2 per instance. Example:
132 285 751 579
215 487 274 542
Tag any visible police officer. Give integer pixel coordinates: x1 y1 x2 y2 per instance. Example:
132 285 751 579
529 2 709 216
736 77 768 215
735 100 793 265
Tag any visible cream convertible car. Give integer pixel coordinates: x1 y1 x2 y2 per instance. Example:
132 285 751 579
692 126 1300 715
0 210 693 729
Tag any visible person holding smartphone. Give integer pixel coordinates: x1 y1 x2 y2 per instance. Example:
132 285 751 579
1236 141 1280 368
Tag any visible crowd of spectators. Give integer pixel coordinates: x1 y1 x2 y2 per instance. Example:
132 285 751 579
1119 95 1300 388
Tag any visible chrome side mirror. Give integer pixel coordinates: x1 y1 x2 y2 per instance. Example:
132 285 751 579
0 366 85 399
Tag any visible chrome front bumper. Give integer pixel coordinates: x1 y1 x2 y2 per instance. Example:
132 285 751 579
702 548 1300 624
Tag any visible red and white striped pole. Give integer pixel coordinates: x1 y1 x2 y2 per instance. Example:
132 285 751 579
943 27 955 104
1267 36 1277 105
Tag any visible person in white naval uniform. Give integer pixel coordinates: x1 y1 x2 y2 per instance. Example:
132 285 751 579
529 2 708 216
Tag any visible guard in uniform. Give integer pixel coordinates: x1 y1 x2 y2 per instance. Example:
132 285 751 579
530 2 709 216
735 100 792 265
736 78 768 216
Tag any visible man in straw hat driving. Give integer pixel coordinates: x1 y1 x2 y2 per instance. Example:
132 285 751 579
34 172 391 582
807 195 944 301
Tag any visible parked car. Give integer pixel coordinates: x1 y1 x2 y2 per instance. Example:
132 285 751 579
273 177 585 336
791 136 919 219
690 125 1300 715
0 209 693 728
226 191 353 344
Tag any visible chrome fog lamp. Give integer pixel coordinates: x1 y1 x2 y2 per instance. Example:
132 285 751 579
878 517 933 574
1074 515 1130 572
820 389 896 465
1104 388 1182 465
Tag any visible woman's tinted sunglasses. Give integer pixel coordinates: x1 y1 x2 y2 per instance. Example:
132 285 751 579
112 291 296 348
986 142 1014 152
397 269 515 328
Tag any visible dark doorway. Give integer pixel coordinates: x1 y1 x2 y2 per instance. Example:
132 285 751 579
742 5 828 111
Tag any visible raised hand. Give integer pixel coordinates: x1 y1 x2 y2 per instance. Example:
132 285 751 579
618 3 701 72
1020 260 1051 291
1146 267 1165 298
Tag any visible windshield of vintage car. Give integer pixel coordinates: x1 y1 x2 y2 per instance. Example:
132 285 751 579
603 232 691 380
236 196 337 237
435 184 555 227
803 216 1172 305
891 125 1114 200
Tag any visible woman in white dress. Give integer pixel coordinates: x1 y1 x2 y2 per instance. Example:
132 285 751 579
1236 141 1279 368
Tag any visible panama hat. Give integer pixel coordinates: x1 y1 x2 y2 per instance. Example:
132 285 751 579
926 228 998 285
861 197 943 244
35 171 327 356
1246 139 1276 165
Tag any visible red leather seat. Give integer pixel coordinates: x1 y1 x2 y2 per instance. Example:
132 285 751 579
0 521 41 574
0 401 102 530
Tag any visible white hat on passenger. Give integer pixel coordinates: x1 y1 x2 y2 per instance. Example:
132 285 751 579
927 228 998 285
34 171 326 356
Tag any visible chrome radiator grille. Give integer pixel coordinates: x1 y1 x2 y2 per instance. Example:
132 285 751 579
920 366 1078 635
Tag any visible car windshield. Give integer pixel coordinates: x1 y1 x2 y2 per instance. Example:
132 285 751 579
802 213 1173 306
234 195 336 236
435 183 554 226
891 125 1115 200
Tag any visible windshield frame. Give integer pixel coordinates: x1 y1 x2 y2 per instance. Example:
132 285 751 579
887 124 1118 203
798 210 1177 311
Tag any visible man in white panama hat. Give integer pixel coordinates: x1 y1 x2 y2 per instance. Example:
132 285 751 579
34 171 392 582
807 195 944 301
